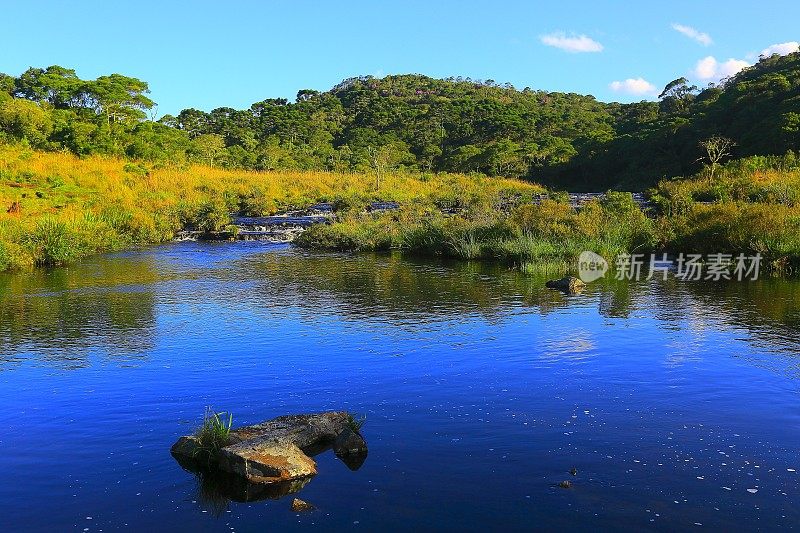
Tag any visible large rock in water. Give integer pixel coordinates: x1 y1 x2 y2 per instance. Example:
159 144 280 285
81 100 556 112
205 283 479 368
171 412 366 484
545 276 586 294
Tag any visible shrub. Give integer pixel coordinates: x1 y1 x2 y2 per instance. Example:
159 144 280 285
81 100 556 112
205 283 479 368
193 198 231 233
511 201 575 240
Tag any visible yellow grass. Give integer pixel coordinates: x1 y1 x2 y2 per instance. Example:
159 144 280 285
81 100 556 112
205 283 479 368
0 144 544 270
0 145 541 215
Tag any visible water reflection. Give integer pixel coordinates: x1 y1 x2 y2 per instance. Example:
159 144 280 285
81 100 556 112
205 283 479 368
176 456 313 514
2 244 800 371
173 441 367 516
245 250 800 354
1 242 800 530
0 255 159 368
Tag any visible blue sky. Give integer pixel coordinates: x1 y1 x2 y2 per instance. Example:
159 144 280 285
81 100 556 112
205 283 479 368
1 0 798 115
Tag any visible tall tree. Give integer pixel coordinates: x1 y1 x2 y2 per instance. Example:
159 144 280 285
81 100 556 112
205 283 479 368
84 74 154 125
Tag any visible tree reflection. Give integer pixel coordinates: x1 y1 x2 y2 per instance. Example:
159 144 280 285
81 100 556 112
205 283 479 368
0 256 158 368
3 245 800 373
243 250 800 366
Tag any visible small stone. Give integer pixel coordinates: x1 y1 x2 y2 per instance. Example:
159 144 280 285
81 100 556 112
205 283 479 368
558 480 572 489
545 276 586 294
291 498 315 512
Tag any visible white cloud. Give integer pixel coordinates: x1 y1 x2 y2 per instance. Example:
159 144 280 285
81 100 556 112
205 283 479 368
760 41 800 57
609 78 657 96
540 32 603 53
693 56 750 81
672 23 713 46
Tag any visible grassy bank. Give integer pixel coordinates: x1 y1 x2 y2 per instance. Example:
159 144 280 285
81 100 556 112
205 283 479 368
298 153 800 273
3 144 800 275
0 144 541 271
650 153 800 271
296 193 655 272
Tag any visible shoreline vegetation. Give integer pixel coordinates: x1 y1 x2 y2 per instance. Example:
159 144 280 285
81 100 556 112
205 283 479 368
2 52 800 275
2 145 800 275
272 151 800 275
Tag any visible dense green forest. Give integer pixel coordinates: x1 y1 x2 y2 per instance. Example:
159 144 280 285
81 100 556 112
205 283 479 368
1 51 799 190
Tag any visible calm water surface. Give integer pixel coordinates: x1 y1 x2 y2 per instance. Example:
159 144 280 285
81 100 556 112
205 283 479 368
1 242 799 531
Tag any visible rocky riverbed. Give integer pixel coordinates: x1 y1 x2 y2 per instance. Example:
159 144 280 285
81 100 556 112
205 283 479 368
173 193 654 244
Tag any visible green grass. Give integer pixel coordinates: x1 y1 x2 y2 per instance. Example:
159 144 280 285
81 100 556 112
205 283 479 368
345 413 366 433
0 143 543 272
193 407 234 461
297 195 657 271
298 157 800 274
5 144 800 275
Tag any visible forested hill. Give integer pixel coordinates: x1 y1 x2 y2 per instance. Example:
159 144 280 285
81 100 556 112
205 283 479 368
164 75 615 179
1 51 799 190
556 50 800 189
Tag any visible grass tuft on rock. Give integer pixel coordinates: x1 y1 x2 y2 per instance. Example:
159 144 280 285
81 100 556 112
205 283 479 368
345 413 366 433
193 407 233 461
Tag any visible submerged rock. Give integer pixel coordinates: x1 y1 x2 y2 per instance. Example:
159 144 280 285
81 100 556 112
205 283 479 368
171 412 367 486
334 427 368 456
558 480 573 489
291 498 316 512
333 427 369 471
545 276 586 294
174 458 313 504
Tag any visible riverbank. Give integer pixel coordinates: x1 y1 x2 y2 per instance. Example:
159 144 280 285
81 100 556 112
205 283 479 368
2 144 800 274
0 144 541 271
295 191 654 272
297 154 800 274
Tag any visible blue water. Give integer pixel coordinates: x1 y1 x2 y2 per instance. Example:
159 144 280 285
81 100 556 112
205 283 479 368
1 241 799 531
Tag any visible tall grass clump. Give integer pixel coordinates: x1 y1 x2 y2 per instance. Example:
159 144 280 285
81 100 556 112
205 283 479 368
26 217 74 266
193 407 234 462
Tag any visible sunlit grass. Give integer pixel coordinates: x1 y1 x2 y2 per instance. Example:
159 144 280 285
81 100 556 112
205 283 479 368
4 144 800 274
193 407 234 462
0 144 543 271
298 194 658 270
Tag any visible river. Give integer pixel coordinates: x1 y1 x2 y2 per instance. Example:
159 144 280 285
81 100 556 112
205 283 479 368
1 241 799 531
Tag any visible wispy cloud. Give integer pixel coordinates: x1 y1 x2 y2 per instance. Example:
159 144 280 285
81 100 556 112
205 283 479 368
609 77 657 96
693 56 750 81
671 23 713 46
540 32 603 53
760 41 800 57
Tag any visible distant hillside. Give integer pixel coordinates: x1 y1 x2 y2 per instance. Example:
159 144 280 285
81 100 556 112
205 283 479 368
2 52 800 190
162 74 616 180
553 51 800 189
